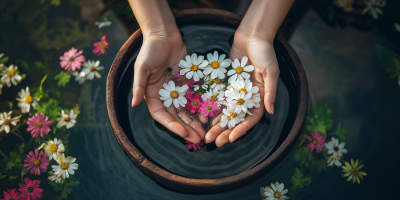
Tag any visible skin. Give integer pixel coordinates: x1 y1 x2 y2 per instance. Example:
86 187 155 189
129 0 294 145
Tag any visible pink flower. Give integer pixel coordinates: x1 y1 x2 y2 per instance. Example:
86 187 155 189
18 178 43 200
305 131 325 153
184 88 194 99
26 113 53 138
199 99 219 117
172 72 196 87
93 35 110 56
59 47 85 71
24 149 49 175
1 188 21 200
186 93 203 113
185 140 204 151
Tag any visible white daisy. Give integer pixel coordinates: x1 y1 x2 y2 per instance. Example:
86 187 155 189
0 111 20 133
201 88 225 106
225 79 259 101
220 107 245 129
362 0 386 19
325 137 348 158
193 79 208 91
38 137 65 160
261 182 289 200
52 154 78 179
227 91 253 113
227 56 254 83
1 65 22 87
327 156 342 167
48 172 62 183
16 87 39 113
178 53 208 82
57 109 77 129
94 17 112 29
251 93 261 108
72 71 85 84
81 60 104 80
203 51 231 80
210 78 226 91
159 80 188 108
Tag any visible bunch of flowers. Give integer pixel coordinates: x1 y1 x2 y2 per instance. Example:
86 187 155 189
158 51 260 131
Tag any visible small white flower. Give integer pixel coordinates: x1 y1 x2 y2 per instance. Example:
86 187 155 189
95 17 112 29
52 154 78 179
325 137 348 158
159 80 188 108
220 107 245 129
251 93 261 108
57 109 77 129
178 53 208 82
395 23 400 32
201 88 225 106
227 91 253 113
48 172 62 183
261 182 289 200
16 86 39 113
203 51 231 80
225 79 259 101
327 156 342 167
227 56 254 83
1 65 22 87
72 71 85 84
81 60 104 80
39 137 65 160
0 111 20 133
210 78 226 91
362 0 386 19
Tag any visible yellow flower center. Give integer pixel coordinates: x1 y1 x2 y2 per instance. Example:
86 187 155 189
69 57 75 61
238 88 247 95
211 61 219 69
207 106 213 111
90 66 96 71
170 91 179 99
50 144 58 153
190 65 198 71
210 95 218 102
99 43 106 49
214 79 221 84
3 119 10 125
193 100 199 106
227 116 231 121
274 192 281 198
7 69 15 76
36 122 43 128
350 167 358 175
230 112 237 118
60 162 69 170
33 159 41 166
312 139 319 145
236 98 244 105
235 66 243 74
181 77 188 83
25 96 33 103
63 116 70 122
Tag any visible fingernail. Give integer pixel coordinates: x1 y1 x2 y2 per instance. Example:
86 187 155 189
217 144 224 148
271 104 274 115
131 97 135 107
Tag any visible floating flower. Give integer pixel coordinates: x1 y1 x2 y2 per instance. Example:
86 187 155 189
203 51 231 80
178 53 208 82
24 149 50 175
225 79 259 101
81 60 104 80
325 137 347 158
0 111 20 134
48 172 62 183
186 93 203 113
199 99 219 117
305 131 325 153
18 177 43 200
60 47 85 71
94 17 112 29
185 140 204 151
362 0 386 19
93 35 110 56
71 71 85 84
1 65 22 87
334 0 354 12
220 107 245 129
210 78 226 91
158 81 188 108
1 188 21 200
52 154 78 179
39 138 65 160
327 156 342 167
57 109 77 129
227 91 253 113
16 86 39 113
201 88 225 106
172 72 196 87
342 159 366 184
26 113 53 138
228 56 254 83
193 78 208 91
261 182 289 200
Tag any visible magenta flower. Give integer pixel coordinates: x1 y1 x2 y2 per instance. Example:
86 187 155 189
199 99 219 117
26 113 54 138
184 88 195 99
93 35 110 56
24 149 49 175
172 72 196 87
18 178 43 200
1 188 21 200
305 131 325 153
60 47 85 71
185 140 205 151
186 93 203 113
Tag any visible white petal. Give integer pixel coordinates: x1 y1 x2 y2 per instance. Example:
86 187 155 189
173 99 180 108
218 54 226 62
243 65 254 72
178 96 187 105
186 71 194 79
217 69 225 79
241 56 248 67
227 70 236 76
191 53 197 65
180 60 190 68
234 59 240 67
211 69 218 79
192 72 199 81
180 68 191 75
213 51 218 61
207 53 214 62
203 67 212 75
163 83 172 91
241 72 250 79
164 98 172 107
185 55 191 64
168 81 175 91
158 89 170 97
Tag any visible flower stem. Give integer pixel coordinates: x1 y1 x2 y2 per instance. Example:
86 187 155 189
12 131 25 143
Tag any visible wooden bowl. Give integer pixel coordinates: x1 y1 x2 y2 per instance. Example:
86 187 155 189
106 8 308 193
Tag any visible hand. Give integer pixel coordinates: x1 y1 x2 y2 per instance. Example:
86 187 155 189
205 31 279 147
131 31 206 144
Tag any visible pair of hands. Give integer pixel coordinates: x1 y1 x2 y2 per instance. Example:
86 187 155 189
131 30 279 147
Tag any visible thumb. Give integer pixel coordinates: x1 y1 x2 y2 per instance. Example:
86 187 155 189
263 65 279 115
131 61 150 107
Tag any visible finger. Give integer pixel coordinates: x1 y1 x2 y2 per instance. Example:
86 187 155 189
166 106 201 144
263 66 279 114
132 61 151 107
199 113 208 124
215 129 233 147
205 121 225 144
176 107 206 140
212 113 223 126
229 107 264 143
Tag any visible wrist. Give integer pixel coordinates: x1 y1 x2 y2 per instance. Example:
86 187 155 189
234 27 275 46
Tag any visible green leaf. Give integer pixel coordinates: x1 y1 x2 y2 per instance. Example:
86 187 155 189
50 176 80 199
54 71 71 87
8 175 18 180
291 168 312 190
306 103 333 135
15 60 29 70
375 44 400 69
328 123 346 141
0 175 6 179
0 56 9 63
1 144 25 171
35 61 46 71
35 98 62 121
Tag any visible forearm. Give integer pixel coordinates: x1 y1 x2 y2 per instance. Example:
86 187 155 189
128 0 178 38
238 0 295 42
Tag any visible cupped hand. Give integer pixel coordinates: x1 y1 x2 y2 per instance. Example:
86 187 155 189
131 31 206 144
205 31 280 147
